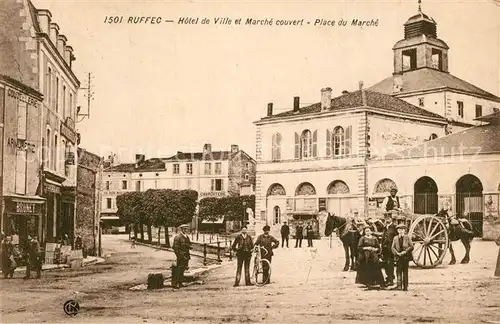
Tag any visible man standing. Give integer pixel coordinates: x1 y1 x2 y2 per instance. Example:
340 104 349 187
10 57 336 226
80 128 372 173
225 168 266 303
24 236 41 279
172 225 192 289
391 224 414 291
231 226 254 287
255 225 279 284
306 222 314 247
381 213 397 286
280 222 290 248
294 222 303 248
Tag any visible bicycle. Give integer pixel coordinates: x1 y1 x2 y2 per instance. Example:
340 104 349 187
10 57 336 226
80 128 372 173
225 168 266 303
251 245 271 287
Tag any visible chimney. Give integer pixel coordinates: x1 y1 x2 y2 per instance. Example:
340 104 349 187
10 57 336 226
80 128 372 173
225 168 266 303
359 81 367 106
64 46 73 65
392 73 404 93
321 87 332 111
49 22 60 46
293 96 300 112
135 154 145 168
57 35 67 57
203 143 212 156
267 103 273 117
37 10 51 34
231 145 239 153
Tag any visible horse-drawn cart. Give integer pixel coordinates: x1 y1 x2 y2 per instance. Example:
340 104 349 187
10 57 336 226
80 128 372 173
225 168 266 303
392 211 449 269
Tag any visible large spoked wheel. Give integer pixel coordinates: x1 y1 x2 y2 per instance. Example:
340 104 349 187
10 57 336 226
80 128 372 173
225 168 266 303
252 258 271 287
409 215 449 269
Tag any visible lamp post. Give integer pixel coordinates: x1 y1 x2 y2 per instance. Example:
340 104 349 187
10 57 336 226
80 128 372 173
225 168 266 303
242 201 247 227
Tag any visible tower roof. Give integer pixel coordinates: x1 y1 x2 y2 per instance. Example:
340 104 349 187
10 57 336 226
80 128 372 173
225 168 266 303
403 1 438 39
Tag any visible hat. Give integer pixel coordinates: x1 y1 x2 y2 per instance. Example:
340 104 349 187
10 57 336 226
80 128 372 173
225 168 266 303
390 188 398 192
263 225 270 231
396 224 407 230
179 224 189 229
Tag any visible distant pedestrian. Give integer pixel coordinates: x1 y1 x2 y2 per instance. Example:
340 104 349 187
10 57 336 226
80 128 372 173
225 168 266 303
231 226 254 287
24 236 41 279
280 222 290 248
295 223 303 248
2 236 16 279
172 225 192 289
255 225 279 284
306 222 314 247
391 224 413 291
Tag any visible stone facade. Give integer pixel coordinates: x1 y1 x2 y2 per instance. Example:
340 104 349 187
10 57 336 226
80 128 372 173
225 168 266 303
227 149 256 196
75 148 102 254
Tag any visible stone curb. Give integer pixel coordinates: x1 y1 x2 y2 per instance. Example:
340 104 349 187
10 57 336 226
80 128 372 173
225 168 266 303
13 256 106 273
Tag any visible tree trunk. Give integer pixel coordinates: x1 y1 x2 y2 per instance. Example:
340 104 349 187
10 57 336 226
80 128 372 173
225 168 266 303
164 225 170 248
147 225 153 243
139 222 144 241
157 227 161 245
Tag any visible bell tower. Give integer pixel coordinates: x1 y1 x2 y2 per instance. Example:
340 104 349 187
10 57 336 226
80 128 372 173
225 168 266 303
393 0 449 74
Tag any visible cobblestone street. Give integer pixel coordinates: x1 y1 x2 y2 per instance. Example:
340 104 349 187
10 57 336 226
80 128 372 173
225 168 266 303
0 235 499 323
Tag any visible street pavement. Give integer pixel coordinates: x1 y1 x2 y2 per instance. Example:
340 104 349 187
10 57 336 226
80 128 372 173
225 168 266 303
0 234 499 323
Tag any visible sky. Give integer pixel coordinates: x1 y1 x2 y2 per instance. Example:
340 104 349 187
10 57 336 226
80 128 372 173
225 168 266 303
32 0 500 163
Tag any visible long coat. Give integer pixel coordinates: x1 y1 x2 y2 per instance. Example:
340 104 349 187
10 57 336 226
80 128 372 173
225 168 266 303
232 234 254 257
255 234 279 258
173 233 191 267
381 224 397 250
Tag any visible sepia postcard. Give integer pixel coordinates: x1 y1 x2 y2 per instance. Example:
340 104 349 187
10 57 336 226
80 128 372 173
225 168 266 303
0 0 499 323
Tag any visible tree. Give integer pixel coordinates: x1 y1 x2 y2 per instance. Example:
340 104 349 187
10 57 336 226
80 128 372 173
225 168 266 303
198 197 223 222
116 191 145 241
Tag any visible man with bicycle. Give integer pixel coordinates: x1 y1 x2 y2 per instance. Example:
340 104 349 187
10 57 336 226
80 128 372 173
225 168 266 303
231 226 254 287
255 225 279 284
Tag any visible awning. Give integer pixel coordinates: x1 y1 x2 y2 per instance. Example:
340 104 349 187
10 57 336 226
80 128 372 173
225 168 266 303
4 194 46 203
100 216 120 220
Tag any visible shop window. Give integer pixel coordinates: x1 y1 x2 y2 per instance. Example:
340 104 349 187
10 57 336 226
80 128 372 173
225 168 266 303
211 179 223 191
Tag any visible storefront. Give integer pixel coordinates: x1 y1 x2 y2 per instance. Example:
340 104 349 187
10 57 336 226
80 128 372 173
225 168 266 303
43 178 63 243
2 195 45 246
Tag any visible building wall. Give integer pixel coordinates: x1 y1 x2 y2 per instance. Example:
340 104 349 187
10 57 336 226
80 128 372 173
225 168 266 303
369 114 445 157
228 151 256 196
397 91 500 127
76 148 102 252
0 0 39 90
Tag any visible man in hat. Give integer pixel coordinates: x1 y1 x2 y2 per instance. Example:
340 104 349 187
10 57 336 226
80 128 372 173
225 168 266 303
280 222 290 248
172 225 192 288
381 212 397 286
255 225 279 284
382 188 401 214
294 222 304 248
231 226 254 287
391 223 414 291
24 236 41 279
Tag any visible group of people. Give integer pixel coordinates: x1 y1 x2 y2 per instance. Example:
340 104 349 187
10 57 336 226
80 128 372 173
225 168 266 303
280 221 315 248
356 188 414 291
1 233 42 279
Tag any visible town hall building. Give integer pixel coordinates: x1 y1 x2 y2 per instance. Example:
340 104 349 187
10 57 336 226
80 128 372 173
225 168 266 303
254 6 500 239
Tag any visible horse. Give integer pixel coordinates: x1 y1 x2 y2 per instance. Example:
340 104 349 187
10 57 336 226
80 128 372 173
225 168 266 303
325 213 363 271
437 210 474 264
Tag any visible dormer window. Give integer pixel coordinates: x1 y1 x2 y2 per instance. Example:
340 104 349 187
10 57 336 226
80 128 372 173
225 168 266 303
402 48 417 71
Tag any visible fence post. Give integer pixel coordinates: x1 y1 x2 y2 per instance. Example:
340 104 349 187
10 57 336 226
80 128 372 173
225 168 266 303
203 243 207 266
196 231 199 241
203 234 205 243
217 242 221 262
225 238 227 248
191 232 194 241
209 235 212 244
229 240 233 261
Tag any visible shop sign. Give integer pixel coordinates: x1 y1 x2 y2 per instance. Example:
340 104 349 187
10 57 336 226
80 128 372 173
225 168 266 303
16 202 36 214
7 88 40 107
7 137 36 153
45 182 61 194
60 122 77 144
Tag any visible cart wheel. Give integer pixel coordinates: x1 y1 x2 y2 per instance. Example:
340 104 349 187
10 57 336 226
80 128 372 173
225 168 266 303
409 215 448 269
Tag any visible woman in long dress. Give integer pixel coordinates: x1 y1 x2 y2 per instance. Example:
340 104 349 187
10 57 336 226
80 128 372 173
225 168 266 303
356 227 386 290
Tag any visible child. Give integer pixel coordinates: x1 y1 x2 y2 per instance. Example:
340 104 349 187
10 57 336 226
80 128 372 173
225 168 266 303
391 223 414 291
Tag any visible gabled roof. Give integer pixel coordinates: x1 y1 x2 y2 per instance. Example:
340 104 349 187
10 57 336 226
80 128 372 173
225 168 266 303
260 90 446 122
380 123 500 160
369 68 500 102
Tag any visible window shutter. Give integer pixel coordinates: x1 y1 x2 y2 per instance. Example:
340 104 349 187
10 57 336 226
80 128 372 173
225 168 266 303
294 132 300 159
221 179 224 191
346 126 352 155
271 134 276 160
211 179 214 191
312 130 318 157
326 129 331 157
276 134 281 161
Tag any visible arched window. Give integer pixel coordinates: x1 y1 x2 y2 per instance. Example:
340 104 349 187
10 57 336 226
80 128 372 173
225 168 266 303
267 183 286 196
429 133 438 140
274 206 281 225
333 126 345 156
301 130 312 158
271 133 282 161
294 130 317 159
374 178 398 195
